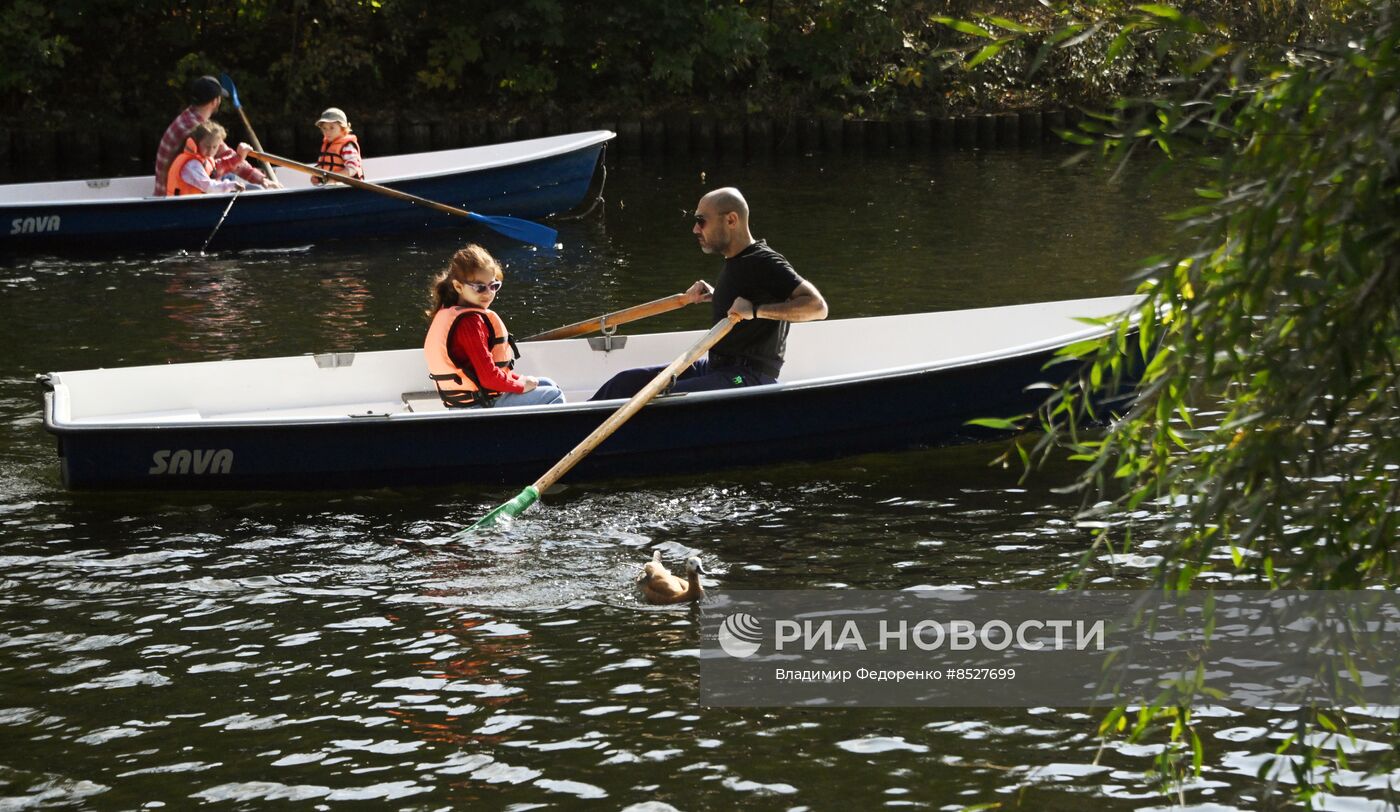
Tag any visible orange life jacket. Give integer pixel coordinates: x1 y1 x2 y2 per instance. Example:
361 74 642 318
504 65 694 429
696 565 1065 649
166 139 216 196
424 306 519 407
316 133 363 179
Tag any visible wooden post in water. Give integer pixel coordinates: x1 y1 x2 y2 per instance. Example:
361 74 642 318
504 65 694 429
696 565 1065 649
869 119 891 152
1018 112 1042 145
21 130 57 181
977 115 996 147
719 120 744 161
694 118 717 158
617 120 641 156
798 119 821 154
822 118 844 154
954 117 976 149
105 127 141 175
488 119 513 145
0 127 13 181
642 118 665 157
996 114 1019 147
368 119 400 154
666 113 691 158
910 119 931 151
772 116 797 156
746 118 773 161
403 121 431 153
433 119 460 150
462 119 488 147
294 119 318 159
889 119 909 151
932 117 954 150
843 119 866 153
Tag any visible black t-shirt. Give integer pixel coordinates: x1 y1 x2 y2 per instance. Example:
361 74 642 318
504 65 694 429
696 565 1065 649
710 240 804 377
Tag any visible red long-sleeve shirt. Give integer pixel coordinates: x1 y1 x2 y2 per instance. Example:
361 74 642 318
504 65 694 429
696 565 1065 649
447 313 526 394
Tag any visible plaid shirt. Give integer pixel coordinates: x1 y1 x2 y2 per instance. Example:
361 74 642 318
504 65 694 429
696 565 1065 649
152 107 266 196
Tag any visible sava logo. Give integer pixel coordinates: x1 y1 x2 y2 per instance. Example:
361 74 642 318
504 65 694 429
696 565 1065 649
149 449 233 475
10 216 61 235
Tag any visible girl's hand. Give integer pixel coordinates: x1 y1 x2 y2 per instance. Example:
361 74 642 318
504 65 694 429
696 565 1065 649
521 376 539 392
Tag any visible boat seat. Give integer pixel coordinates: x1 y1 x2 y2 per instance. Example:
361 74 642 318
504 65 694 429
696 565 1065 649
402 391 449 413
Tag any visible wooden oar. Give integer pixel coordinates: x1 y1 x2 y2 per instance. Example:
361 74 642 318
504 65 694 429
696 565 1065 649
249 149 558 249
218 74 278 183
524 293 692 341
459 313 742 535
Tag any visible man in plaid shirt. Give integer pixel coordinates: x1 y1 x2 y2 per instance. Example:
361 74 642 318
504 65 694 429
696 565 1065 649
152 76 279 197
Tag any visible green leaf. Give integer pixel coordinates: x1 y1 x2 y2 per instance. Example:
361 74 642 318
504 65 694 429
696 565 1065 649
966 417 1022 430
930 16 993 39
1136 4 1183 21
983 16 1035 34
966 40 1007 68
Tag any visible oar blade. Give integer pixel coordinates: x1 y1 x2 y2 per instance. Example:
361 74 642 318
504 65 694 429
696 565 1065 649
466 212 558 250
456 485 541 538
218 73 241 109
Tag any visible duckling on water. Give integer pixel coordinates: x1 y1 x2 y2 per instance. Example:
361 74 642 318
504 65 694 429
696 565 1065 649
637 551 707 605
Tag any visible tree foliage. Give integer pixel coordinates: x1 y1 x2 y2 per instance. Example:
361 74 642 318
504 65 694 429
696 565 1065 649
2 0 1171 128
937 0 1398 803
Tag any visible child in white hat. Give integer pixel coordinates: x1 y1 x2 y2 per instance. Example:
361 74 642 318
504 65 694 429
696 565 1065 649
312 107 364 185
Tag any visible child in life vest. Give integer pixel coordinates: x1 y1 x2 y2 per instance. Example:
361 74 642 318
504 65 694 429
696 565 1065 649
166 121 265 196
424 244 565 408
311 107 364 184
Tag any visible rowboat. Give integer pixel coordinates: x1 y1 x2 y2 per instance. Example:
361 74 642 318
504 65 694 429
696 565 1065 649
1 131 613 252
39 295 1141 490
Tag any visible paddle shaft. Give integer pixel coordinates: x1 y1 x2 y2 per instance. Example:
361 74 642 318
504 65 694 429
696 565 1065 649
235 108 279 183
529 314 740 493
524 294 691 342
199 187 242 253
254 150 491 216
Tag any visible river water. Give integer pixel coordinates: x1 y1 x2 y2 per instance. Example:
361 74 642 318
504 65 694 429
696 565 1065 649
1 149 1393 809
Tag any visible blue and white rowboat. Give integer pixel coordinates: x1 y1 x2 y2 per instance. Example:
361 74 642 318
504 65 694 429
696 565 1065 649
1 130 613 252
39 295 1142 491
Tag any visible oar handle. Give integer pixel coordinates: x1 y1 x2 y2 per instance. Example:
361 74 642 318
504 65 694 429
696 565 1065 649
529 314 741 494
524 293 692 342
236 109 278 183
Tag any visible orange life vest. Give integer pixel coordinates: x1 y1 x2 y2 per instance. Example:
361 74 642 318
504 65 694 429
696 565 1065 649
316 133 363 179
424 306 518 407
166 139 216 196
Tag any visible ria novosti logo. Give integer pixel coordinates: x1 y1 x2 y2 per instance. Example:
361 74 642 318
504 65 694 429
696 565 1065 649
718 612 763 658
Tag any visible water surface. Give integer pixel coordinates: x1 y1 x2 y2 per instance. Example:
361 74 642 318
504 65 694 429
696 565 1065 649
2 150 1391 809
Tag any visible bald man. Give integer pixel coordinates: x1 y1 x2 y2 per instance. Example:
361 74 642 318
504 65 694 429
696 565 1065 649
590 187 827 400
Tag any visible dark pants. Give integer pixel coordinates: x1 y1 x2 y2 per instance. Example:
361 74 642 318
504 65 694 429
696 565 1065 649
588 358 777 401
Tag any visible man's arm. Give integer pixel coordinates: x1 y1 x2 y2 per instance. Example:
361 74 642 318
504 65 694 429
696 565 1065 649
213 144 267 186
730 280 828 323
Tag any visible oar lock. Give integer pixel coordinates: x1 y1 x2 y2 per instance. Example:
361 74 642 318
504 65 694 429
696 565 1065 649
586 315 628 353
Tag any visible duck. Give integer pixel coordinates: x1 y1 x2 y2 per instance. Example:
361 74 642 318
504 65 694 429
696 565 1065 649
636 550 708 605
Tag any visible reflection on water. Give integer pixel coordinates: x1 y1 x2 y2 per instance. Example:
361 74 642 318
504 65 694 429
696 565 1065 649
1 151 1392 808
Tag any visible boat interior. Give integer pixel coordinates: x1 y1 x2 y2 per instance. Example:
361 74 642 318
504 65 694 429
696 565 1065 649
0 131 615 205
45 296 1141 428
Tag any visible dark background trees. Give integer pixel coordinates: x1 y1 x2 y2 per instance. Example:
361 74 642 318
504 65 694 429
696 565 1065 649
2 0 1171 130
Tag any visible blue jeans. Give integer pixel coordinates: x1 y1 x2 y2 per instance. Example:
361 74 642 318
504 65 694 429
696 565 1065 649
589 359 775 401
494 377 565 407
